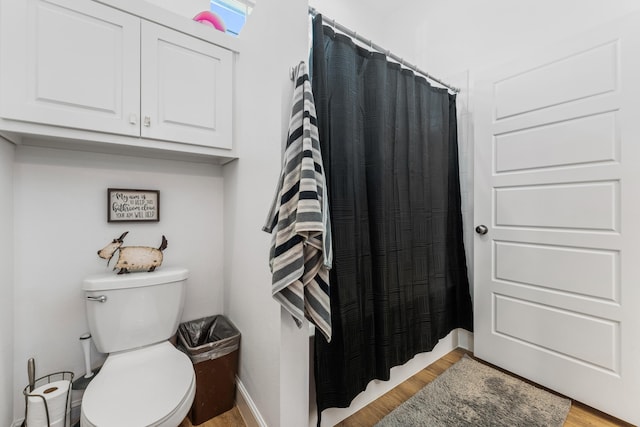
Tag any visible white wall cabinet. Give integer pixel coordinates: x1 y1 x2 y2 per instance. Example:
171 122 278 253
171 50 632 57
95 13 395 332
0 0 235 156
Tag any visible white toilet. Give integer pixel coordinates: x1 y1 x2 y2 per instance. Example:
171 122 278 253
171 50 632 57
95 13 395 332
80 267 196 427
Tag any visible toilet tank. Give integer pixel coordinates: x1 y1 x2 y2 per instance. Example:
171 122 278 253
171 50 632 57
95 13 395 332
82 267 189 354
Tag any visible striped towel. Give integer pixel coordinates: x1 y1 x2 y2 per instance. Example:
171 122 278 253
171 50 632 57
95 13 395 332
263 62 333 342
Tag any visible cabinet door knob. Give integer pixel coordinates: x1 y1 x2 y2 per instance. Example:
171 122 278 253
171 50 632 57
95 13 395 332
144 116 151 127
129 114 137 125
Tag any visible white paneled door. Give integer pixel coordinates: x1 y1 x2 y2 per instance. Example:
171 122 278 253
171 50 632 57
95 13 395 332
474 13 640 425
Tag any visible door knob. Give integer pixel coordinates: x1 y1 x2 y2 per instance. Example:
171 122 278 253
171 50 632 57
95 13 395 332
475 225 488 235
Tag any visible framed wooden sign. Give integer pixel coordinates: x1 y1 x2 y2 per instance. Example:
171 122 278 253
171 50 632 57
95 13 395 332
107 188 160 222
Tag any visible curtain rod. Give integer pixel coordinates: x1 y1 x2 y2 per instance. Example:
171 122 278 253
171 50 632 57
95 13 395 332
308 7 460 94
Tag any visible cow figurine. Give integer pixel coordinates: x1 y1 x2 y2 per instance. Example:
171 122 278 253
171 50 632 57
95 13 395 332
97 231 168 274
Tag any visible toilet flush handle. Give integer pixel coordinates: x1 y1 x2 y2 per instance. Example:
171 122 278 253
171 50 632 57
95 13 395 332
86 295 108 303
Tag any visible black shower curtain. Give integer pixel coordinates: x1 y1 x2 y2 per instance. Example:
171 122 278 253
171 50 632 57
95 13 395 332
311 16 474 416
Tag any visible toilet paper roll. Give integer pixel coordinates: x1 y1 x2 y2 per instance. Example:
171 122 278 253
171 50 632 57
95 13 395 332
26 380 70 427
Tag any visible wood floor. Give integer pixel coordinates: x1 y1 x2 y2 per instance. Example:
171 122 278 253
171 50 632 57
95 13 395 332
337 348 634 427
181 348 633 427
178 407 246 427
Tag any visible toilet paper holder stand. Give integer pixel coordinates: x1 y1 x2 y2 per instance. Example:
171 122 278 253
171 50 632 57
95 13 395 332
23 371 74 427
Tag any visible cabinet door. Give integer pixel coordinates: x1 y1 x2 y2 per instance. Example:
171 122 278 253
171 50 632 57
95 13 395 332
141 21 233 148
0 0 141 136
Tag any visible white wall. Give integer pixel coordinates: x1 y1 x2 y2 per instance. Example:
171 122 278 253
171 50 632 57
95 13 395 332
145 0 209 19
222 0 310 425
0 138 15 427
313 0 640 79
12 145 224 420
385 0 640 79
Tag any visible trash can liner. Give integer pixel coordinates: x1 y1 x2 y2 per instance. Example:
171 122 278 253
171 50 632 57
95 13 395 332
178 315 240 363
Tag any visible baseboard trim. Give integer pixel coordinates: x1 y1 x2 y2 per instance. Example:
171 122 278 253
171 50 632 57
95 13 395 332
236 377 268 427
456 328 474 352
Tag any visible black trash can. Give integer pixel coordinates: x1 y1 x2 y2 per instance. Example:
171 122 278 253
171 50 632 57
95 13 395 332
178 315 241 425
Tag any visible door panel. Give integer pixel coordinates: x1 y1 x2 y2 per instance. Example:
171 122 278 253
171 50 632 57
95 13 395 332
494 241 618 300
141 21 233 148
474 13 640 425
494 112 617 173
493 41 618 119
494 294 619 372
495 181 618 230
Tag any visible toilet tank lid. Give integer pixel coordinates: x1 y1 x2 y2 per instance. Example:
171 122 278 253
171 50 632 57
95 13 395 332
82 267 189 291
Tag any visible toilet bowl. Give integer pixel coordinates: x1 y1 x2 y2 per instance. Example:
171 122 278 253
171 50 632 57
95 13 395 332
80 267 194 427
80 342 195 427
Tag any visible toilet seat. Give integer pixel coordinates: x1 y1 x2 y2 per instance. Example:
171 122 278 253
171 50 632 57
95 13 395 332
81 341 195 427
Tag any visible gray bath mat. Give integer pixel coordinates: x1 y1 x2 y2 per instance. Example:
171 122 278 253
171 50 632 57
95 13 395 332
375 355 571 426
